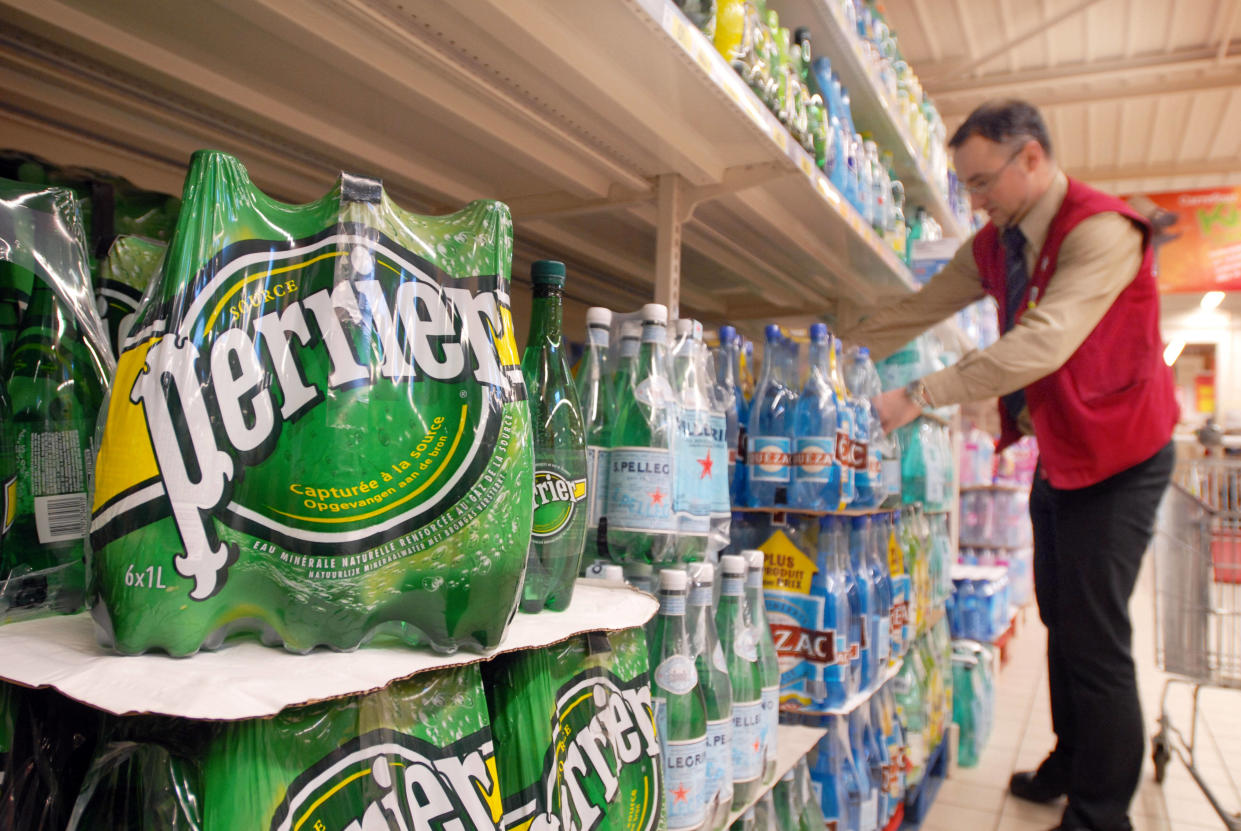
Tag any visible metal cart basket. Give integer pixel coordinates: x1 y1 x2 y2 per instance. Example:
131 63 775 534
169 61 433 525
1151 460 1241 830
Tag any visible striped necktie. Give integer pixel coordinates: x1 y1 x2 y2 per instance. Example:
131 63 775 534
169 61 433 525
1000 226 1028 422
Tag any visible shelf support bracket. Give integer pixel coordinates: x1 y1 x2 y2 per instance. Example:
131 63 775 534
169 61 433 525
654 173 685 318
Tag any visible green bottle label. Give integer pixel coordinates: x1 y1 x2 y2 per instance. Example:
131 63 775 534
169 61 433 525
531 463 586 541
485 629 664 831
269 728 499 831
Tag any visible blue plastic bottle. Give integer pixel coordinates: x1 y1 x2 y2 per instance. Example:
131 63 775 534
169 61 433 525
866 518 894 673
815 515 853 709
828 339 857 507
792 325 842 511
746 324 796 508
860 702 891 827
849 516 877 691
810 732 844 831
848 709 881 831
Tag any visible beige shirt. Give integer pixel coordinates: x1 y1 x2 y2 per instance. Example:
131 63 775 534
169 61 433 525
838 170 1145 428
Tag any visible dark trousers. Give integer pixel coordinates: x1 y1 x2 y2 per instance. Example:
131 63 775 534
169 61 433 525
1029 441 1174 831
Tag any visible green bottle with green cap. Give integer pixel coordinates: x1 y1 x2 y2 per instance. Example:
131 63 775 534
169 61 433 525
521 259 588 612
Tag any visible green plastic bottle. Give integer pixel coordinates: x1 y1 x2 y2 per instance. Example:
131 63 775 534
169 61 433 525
575 306 614 572
6 278 106 604
687 561 734 828
521 260 588 613
744 549 781 783
606 304 676 564
649 567 708 830
610 319 641 412
717 554 763 808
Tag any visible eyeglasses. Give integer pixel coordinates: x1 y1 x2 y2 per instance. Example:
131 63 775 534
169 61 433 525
963 144 1025 196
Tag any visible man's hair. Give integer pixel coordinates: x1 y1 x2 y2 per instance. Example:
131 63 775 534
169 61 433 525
948 99 1053 157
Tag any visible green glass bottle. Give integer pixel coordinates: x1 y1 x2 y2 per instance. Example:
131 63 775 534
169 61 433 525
0 372 17 589
745 549 781 782
521 260 588 613
648 567 708 830
795 755 828 830
575 306 613 573
773 767 801 829
609 320 641 409
0 262 34 374
687 561 733 828
6 278 106 608
606 304 675 564
716 554 763 807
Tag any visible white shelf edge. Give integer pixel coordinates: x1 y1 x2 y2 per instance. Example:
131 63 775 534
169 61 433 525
725 723 828 825
0 580 657 721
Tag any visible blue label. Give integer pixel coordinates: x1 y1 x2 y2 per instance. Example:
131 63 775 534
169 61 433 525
731 698 763 783
705 717 733 814
664 736 708 829
606 447 676 533
765 591 824 691
585 445 609 529
749 435 791 483
672 408 714 537
793 436 835 483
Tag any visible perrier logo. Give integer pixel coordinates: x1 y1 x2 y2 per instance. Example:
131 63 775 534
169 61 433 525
505 669 662 831
269 727 503 831
90 224 526 600
531 465 586 541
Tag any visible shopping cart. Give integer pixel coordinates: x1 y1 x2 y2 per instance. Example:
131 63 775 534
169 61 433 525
1150 458 1241 830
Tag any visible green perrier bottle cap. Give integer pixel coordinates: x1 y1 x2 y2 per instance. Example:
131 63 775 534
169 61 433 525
530 259 566 288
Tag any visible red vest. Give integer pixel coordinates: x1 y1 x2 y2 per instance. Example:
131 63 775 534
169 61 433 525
973 177 1178 489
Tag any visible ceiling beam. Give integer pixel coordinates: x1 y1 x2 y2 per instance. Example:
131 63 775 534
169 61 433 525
1068 157 1241 184
936 69 1241 116
1219 0 1241 62
925 45 1241 98
926 0 1108 83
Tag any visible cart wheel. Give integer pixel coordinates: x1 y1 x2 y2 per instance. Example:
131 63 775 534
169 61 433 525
1152 739 1171 783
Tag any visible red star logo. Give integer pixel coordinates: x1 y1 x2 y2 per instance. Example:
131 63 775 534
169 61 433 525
698 450 714 479
753 738 761 752
650 488 665 506
672 784 689 803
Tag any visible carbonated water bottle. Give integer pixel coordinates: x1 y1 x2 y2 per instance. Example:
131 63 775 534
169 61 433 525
745 549 780 783
746 325 795 508
717 554 764 809
792 324 843 511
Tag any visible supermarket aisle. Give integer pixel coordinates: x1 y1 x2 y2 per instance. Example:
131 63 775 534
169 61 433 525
921 553 1241 830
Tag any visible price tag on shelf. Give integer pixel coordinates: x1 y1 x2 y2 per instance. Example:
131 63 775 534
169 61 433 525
798 154 815 178
771 125 789 152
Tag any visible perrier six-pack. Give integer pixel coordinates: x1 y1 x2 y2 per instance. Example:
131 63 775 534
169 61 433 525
88 150 533 655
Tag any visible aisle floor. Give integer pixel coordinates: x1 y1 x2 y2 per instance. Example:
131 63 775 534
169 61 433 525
920 555 1241 831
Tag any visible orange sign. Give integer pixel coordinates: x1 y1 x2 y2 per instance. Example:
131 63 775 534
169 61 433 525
1195 373 1215 414
1126 188 1241 293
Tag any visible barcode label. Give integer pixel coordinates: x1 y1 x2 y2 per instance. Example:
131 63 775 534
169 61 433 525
34 492 88 543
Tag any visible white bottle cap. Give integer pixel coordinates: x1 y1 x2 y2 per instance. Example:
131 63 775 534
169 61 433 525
586 307 613 326
675 318 693 336
620 320 642 339
720 554 747 576
659 568 688 590
601 564 624 583
744 549 765 571
641 303 668 324
687 561 715 585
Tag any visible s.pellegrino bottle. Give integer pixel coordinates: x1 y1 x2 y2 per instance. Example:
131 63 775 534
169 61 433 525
575 306 614 572
687 561 734 828
610 319 641 405
670 319 711 563
745 549 780 782
792 323 842 511
796 754 829 831
520 260 588 612
717 554 763 808
649 568 709 831
746 325 795 508
607 304 676 563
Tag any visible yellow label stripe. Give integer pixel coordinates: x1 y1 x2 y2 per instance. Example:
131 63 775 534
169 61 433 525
204 251 343 332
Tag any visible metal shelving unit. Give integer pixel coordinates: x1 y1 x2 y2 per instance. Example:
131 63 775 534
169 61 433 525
0 0 925 328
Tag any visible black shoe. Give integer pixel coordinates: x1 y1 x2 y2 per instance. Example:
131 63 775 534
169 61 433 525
1009 770 1066 804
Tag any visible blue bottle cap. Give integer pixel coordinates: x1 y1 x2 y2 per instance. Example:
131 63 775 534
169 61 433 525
810 322 828 340
765 323 782 341
851 515 869 529
720 324 737 343
857 346 870 358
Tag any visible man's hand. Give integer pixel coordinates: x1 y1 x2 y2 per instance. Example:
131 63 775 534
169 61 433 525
873 388 922 434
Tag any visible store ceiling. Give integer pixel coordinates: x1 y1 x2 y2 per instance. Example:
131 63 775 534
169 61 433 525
881 0 1241 197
